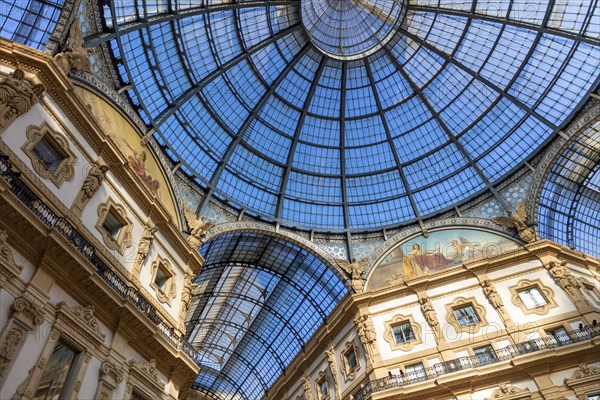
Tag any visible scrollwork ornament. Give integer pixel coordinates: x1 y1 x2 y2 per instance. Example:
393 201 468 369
11 297 44 326
37 356 47 369
50 328 60 341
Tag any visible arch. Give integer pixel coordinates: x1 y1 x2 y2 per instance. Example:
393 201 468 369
531 103 600 257
185 231 349 399
202 221 352 288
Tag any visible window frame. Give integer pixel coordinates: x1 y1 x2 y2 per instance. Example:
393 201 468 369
444 297 488 334
340 341 360 382
472 344 498 366
384 314 422 351
545 325 573 346
404 362 427 383
509 279 557 315
22 121 76 187
33 338 83 400
95 198 134 255
150 256 177 306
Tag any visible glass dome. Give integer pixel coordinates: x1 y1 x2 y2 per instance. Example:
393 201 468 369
102 0 600 232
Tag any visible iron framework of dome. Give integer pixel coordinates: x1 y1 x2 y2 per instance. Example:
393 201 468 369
85 0 600 234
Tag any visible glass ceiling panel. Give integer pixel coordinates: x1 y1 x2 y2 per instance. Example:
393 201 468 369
186 233 347 399
97 0 599 234
0 0 64 50
539 122 600 258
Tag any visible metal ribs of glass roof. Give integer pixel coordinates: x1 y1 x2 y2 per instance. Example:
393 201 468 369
97 0 600 232
185 233 347 399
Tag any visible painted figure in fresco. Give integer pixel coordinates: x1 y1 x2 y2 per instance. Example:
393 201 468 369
401 243 454 280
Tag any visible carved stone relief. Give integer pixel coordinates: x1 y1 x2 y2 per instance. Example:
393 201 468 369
0 69 45 133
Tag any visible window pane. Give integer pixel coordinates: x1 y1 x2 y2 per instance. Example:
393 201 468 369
518 287 547 308
32 136 63 172
405 362 426 382
392 322 415 344
34 341 77 400
453 305 479 326
474 345 497 365
346 349 357 370
546 327 572 345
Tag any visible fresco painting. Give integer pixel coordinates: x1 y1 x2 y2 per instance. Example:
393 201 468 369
367 229 519 290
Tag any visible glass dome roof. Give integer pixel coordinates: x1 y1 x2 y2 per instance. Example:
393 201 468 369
101 0 600 232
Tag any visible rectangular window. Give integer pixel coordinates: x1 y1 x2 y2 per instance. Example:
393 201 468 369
344 348 357 372
102 208 124 240
453 305 479 326
318 378 329 399
587 395 600 400
33 340 79 400
546 327 573 346
584 285 600 303
405 362 426 382
474 345 497 366
518 287 548 308
154 267 169 291
392 322 415 344
32 135 64 172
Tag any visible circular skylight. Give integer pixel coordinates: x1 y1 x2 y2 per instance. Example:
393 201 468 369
102 0 600 233
301 0 407 60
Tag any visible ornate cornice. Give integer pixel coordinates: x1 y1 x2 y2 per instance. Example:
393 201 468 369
565 363 600 385
55 302 106 344
10 296 44 327
128 358 165 393
100 360 125 384
484 383 531 400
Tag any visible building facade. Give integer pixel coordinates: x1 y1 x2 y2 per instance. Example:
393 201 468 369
0 1 599 399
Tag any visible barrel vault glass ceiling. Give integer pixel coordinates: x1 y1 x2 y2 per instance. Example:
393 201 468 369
91 0 600 233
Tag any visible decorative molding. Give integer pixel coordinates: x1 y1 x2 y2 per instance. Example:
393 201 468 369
340 341 360 383
72 158 109 215
100 360 125 384
546 260 583 300
444 296 488 334
354 314 377 363
149 256 177 306
63 304 106 342
0 69 45 133
509 279 557 316
565 362 600 384
95 197 133 255
484 383 531 400
302 375 313 400
128 359 165 397
178 274 197 331
132 221 158 279
0 326 23 378
419 297 440 336
335 258 366 293
21 121 77 187
564 362 600 400
11 296 45 327
0 228 22 278
325 347 340 399
383 313 422 352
